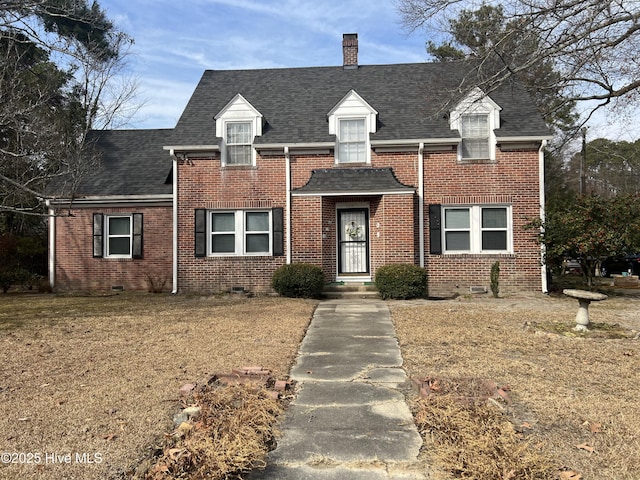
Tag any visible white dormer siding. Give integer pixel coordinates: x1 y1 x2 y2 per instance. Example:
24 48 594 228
215 94 263 166
328 90 378 164
450 87 501 162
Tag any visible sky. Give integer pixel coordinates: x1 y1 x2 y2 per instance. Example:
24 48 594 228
98 0 637 142
99 0 429 130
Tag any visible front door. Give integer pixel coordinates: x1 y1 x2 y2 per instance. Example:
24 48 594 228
338 209 369 275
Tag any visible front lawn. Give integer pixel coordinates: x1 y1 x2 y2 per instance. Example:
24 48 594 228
392 293 640 479
0 293 316 480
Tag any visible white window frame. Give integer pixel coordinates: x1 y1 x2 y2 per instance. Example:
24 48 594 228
442 205 512 254
214 93 263 167
208 210 272 256
327 89 377 165
460 113 490 160
337 117 368 163
225 121 253 166
105 214 133 258
450 87 501 161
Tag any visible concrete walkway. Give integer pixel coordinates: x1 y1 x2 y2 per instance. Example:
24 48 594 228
249 299 426 480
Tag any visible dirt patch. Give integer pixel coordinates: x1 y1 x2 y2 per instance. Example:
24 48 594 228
391 292 640 479
0 293 316 480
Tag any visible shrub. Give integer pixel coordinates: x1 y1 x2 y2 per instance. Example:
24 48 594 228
0 269 14 293
490 261 500 298
272 263 324 298
375 264 427 300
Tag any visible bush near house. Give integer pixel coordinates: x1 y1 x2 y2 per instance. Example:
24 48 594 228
0 233 47 292
375 264 427 300
272 263 324 299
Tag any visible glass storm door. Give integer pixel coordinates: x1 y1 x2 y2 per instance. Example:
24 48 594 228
338 209 369 275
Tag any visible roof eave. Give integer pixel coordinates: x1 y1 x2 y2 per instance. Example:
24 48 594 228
163 145 220 153
48 194 173 208
495 135 553 142
292 189 415 197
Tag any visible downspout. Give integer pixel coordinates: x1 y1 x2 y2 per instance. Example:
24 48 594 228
418 142 425 267
171 150 179 294
46 200 55 289
284 146 292 264
539 140 548 293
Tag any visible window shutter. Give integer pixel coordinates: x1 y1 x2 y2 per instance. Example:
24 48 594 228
429 204 442 255
132 213 143 259
93 213 104 258
194 209 206 257
272 207 284 256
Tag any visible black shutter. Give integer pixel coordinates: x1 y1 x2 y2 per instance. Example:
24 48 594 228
93 213 104 258
429 204 442 255
132 213 143 259
194 209 207 257
272 207 284 256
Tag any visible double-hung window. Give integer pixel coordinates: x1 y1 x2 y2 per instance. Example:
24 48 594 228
210 210 271 255
460 114 490 160
106 216 133 257
226 122 253 165
443 206 510 253
481 207 508 251
338 118 366 163
450 87 500 161
93 213 143 259
444 208 471 252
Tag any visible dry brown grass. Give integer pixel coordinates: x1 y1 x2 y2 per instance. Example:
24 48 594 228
391 293 640 480
0 293 316 480
146 383 282 480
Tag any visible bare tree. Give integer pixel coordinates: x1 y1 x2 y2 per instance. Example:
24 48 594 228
398 0 640 122
0 1 137 218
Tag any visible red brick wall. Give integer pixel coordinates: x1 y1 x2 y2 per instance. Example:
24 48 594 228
174 145 542 295
53 144 542 295
53 206 172 292
177 155 288 293
423 149 542 296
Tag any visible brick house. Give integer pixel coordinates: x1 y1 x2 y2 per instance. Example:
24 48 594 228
47 34 552 296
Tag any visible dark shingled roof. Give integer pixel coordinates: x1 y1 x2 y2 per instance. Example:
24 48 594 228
172 62 551 147
293 168 415 195
74 61 550 198
74 129 173 196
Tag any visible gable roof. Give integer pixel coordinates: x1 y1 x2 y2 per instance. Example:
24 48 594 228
72 129 173 197
171 61 550 148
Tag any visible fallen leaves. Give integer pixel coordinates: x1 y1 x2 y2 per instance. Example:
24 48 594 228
558 470 583 480
587 421 602 433
575 443 594 453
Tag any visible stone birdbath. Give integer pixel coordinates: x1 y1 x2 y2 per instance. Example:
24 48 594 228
563 289 608 331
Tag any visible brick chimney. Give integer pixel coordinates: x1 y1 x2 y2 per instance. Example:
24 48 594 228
342 33 358 69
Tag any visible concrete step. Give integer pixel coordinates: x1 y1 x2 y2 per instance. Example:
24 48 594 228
323 283 380 299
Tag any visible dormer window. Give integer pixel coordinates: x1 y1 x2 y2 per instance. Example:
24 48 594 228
215 94 263 167
460 114 490 159
328 90 377 164
338 118 366 163
450 87 501 162
226 122 252 165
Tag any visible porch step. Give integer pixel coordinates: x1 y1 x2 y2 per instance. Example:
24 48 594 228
323 282 380 300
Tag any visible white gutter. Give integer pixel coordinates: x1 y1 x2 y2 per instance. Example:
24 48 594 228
171 150 179 294
46 200 55 289
292 189 415 197
371 138 461 147
47 194 172 207
163 145 220 152
495 135 554 142
285 147 292 264
539 140 548 293
255 142 335 150
418 142 425 268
